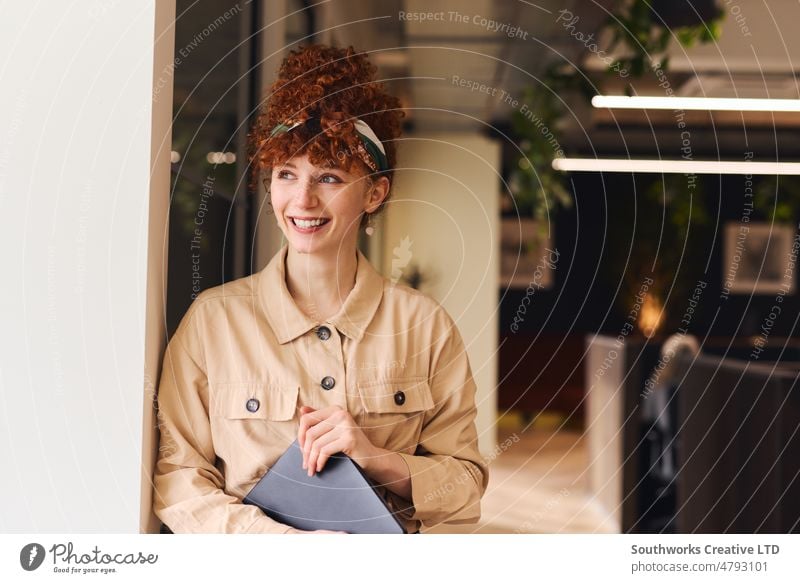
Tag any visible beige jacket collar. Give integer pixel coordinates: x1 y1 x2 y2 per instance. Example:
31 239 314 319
258 244 385 344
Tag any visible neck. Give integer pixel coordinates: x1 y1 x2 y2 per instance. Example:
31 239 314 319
284 244 358 322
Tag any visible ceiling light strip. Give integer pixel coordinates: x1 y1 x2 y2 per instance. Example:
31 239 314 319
591 95 800 112
551 158 800 175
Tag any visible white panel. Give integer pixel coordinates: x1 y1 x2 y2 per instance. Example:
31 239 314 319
667 0 800 73
384 133 500 457
585 335 623 532
0 1 171 532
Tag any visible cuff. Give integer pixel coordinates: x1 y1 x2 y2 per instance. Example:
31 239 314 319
395 452 444 520
395 452 484 525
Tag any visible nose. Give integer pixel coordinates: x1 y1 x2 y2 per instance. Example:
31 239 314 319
295 178 319 208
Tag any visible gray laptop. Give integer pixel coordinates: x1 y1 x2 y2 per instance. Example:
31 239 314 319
243 439 407 534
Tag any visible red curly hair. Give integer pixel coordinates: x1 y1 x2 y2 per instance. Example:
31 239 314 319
248 44 404 220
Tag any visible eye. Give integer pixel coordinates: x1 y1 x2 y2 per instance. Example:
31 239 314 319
319 174 342 184
276 169 295 180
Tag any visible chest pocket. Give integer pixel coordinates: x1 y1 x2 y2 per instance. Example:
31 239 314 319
355 376 434 451
210 382 299 484
212 382 299 421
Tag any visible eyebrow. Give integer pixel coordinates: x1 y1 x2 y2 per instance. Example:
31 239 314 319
278 161 344 173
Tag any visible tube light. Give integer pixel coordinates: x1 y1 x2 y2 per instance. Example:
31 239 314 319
591 95 800 112
551 158 800 174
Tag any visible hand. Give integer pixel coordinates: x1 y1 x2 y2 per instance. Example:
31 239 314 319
297 405 379 476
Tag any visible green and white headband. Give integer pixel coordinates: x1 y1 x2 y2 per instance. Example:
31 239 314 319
269 116 388 173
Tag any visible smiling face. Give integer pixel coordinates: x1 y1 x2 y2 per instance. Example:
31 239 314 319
269 153 389 257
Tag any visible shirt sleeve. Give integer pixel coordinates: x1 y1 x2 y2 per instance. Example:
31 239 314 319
152 307 293 534
392 308 489 527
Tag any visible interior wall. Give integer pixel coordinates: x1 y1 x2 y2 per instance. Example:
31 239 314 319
384 133 500 457
254 0 288 271
142 0 178 533
0 0 175 532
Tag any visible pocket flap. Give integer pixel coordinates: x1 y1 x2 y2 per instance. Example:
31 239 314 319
356 376 434 413
212 383 299 421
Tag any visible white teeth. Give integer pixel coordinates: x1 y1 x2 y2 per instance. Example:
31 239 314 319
293 218 327 228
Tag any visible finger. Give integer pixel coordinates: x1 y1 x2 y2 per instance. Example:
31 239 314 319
311 432 344 475
298 408 330 460
300 408 342 468
302 417 335 470
304 413 338 444
306 429 339 476
297 406 337 449
297 407 322 449
297 406 316 448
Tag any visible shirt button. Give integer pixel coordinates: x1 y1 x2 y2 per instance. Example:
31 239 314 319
320 376 336 390
394 390 406 406
316 326 331 341
246 398 260 413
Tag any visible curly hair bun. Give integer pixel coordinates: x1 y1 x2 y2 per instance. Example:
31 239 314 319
249 44 404 184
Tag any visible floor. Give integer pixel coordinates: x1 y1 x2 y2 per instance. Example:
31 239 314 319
423 421 619 534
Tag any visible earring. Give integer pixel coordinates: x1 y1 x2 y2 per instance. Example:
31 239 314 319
365 212 375 236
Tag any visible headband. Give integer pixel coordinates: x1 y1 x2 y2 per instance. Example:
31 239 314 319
269 116 389 173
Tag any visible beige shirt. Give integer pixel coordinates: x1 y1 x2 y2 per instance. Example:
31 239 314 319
153 244 488 534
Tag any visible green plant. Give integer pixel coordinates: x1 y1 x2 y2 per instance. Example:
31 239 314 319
605 0 723 78
509 0 725 223
754 176 800 222
509 65 593 224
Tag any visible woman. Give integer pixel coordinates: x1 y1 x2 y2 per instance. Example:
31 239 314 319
153 44 488 534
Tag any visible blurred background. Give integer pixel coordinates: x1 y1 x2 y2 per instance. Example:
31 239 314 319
167 0 800 534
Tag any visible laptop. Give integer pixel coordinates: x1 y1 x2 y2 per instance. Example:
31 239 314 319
243 439 407 534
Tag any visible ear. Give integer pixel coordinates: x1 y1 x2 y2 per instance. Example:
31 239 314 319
364 176 390 214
